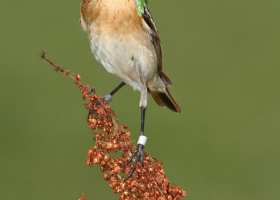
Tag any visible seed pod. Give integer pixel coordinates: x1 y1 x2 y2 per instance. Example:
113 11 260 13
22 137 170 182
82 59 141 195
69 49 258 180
178 189 182 196
155 190 160 197
139 183 146 191
140 175 148 182
106 142 113 152
148 166 154 173
123 190 129 196
144 192 150 198
126 141 132 149
101 143 106 150
119 194 125 200
93 157 101 165
167 195 173 200
157 163 163 169
121 143 127 151
86 157 92 167
114 186 122 194
101 160 107 166
181 190 186 197
89 96 97 102
110 176 118 183
147 183 153 189
130 178 138 187
109 182 117 189
87 149 94 156
168 187 173 194
97 152 104 160
113 166 122 173
113 143 119 152
103 173 110 181
131 186 137 193
173 186 179 195
82 91 88 100
104 154 111 162
100 166 106 172
143 160 149 166
101 133 106 138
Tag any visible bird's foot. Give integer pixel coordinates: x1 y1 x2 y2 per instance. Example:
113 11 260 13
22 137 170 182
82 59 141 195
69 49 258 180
90 87 96 95
124 144 145 182
89 87 113 103
102 93 112 104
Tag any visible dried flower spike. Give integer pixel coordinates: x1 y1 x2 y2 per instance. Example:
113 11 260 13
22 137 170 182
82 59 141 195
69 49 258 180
40 52 186 199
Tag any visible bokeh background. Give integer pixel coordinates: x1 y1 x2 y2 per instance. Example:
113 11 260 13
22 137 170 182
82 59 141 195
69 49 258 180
1 0 280 199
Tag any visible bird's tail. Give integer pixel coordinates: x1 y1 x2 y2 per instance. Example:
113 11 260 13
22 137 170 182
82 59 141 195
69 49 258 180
148 87 181 113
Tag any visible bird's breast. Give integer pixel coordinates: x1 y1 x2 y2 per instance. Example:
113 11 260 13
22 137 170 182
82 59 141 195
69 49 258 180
81 0 158 90
81 0 143 34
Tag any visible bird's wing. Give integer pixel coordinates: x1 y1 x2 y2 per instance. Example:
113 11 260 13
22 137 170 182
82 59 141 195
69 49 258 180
142 6 173 87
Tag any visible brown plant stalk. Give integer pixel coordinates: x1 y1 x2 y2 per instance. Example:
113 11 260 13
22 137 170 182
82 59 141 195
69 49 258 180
40 50 186 200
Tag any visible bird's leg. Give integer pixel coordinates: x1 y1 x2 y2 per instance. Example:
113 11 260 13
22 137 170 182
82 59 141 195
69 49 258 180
102 81 126 103
124 84 148 182
87 81 126 117
124 106 147 182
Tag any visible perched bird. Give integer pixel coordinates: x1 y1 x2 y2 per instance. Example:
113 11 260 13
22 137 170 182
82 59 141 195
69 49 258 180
80 0 181 180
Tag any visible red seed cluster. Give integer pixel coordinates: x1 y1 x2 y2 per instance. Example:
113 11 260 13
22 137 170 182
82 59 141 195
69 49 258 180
78 193 86 200
83 92 186 199
39 52 186 199
75 74 81 82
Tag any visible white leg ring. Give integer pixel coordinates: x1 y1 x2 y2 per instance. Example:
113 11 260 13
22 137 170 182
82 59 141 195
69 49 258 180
137 136 147 146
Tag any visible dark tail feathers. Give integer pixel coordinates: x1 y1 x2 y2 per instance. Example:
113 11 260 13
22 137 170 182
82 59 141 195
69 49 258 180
148 87 181 113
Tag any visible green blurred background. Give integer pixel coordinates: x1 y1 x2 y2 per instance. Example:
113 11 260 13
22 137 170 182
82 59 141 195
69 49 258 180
1 0 280 199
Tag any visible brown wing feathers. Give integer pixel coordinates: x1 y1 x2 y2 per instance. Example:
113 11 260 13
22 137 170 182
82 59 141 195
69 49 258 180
142 7 181 113
142 7 173 86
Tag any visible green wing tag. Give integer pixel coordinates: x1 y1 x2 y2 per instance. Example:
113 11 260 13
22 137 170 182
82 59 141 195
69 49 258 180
135 0 147 17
